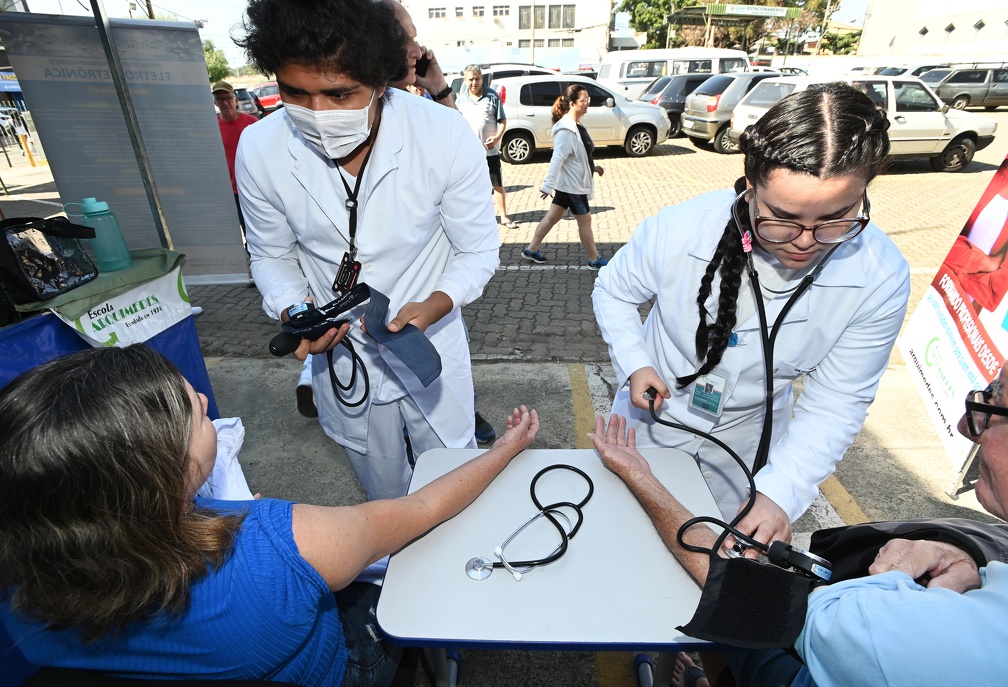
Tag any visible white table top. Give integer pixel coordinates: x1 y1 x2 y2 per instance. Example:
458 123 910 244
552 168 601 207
377 447 720 650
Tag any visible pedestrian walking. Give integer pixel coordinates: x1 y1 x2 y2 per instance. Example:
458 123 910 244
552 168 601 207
523 83 606 268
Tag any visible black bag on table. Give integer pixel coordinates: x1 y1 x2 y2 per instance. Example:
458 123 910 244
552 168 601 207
0 216 98 325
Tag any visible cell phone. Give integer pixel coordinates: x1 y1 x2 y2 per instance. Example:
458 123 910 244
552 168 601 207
415 55 431 78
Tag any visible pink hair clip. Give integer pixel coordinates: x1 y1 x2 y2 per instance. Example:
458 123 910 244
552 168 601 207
741 230 753 253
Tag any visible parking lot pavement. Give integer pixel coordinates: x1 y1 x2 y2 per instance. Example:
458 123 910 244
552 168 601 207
4 112 1008 686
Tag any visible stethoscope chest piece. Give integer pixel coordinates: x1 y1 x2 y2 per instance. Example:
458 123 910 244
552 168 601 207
465 556 494 581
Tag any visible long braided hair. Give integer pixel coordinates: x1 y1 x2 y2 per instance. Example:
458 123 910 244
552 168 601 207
675 81 890 388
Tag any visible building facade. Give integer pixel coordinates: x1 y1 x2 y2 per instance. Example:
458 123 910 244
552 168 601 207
858 0 1008 61
403 0 613 71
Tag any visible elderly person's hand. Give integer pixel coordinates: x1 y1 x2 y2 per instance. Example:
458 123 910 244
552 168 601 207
869 538 982 592
589 414 654 482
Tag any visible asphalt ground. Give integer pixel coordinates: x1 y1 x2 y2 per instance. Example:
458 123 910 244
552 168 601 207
3 112 1008 685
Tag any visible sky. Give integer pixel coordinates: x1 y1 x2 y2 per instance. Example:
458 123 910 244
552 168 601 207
23 0 874 70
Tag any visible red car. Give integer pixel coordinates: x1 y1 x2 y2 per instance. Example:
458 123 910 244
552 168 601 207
249 81 282 112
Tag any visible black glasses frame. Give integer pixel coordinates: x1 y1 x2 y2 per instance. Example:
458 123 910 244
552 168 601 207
749 189 871 245
965 385 1008 437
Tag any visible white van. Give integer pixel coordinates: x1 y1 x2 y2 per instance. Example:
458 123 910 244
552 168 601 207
597 47 751 97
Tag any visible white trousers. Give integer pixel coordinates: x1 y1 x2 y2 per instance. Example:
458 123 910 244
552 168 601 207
343 395 476 500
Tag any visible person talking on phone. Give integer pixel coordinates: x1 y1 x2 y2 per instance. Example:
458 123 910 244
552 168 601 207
235 0 499 501
593 82 910 553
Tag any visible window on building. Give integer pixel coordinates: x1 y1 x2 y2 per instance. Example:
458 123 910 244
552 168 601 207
518 5 545 29
429 7 446 18
548 4 561 28
457 40 466 46
518 38 530 48
455 7 463 17
493 5 509 16
473 5 484 17
533 38 543 47
561 38 573 47
506 41 513 46
548 38 560 47
562 5 575 28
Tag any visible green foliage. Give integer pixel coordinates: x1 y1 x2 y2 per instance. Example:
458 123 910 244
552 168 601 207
820 30 860 55
203 39 231 82
618 0 680 49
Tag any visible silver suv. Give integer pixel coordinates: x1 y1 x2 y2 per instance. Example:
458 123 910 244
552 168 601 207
490 74 670 164
681 71 780 153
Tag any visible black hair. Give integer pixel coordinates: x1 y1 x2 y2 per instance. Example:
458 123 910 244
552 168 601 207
236 0 409 87
677 81 891 388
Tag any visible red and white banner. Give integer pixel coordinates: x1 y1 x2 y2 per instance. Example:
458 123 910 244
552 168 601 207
898 154 1008 473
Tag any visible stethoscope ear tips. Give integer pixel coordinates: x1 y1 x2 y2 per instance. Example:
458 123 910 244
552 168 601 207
494 546 504 557
512 571 523 581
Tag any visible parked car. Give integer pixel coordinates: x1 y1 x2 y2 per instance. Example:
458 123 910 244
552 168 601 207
447 63 556 96
234 87 264 118
681 71 781 153
920 66 1008 110
638 73 710 138
777 66 808 76
249 81 283 112
729 75 998 172
878 63 948 77
490 74 670 163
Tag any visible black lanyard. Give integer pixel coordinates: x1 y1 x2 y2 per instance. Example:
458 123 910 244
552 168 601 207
334 140 376 262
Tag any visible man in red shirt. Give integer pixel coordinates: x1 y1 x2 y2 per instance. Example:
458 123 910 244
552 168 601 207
214 80 258 238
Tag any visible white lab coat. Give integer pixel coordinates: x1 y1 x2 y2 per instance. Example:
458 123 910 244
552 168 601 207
235 90 500 454
593 190 910 521
541 114 594 199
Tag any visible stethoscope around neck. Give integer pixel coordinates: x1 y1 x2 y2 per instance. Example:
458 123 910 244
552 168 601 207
466 464 594 582
641 187 843 582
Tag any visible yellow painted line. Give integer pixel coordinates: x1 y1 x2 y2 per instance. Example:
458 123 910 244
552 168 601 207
568 363 597 449
204 356 223 369
567 363 637 685
820 474 870 525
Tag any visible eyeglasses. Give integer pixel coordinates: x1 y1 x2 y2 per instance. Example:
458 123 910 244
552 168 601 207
965 382 1008 437
748 189 871 245
213 95 234 103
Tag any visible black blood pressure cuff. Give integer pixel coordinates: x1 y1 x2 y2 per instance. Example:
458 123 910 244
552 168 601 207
363 288 442 387
678 555 821 649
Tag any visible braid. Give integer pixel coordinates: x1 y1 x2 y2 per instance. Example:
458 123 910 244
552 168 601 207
676 214 748 389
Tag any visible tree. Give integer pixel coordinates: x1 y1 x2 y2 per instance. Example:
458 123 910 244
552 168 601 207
618 0 680 50
820 30 860 55
203 39 230 83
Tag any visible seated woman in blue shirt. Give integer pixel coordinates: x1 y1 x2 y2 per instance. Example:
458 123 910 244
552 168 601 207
0 345 538 686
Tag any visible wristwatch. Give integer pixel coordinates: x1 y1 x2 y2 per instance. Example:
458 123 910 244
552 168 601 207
433 85 453 101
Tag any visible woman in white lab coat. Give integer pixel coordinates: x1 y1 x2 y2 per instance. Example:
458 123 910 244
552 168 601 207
593 82 910 553
235 0 499 500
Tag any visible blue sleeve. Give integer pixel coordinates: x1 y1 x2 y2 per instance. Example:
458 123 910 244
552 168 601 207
797 566 1008 687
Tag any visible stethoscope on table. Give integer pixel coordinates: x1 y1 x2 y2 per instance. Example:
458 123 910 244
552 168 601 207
466 464 594 582
640 188 844 583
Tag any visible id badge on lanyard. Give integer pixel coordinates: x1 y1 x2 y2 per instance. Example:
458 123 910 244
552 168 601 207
690 370 728 417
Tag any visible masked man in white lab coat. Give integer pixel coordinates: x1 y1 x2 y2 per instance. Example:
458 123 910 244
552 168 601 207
235 0 499 500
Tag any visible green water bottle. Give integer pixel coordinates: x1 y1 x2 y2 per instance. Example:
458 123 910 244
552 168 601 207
80 197 132 272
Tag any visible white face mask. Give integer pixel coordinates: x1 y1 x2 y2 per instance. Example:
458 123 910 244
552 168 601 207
285 89 377 159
